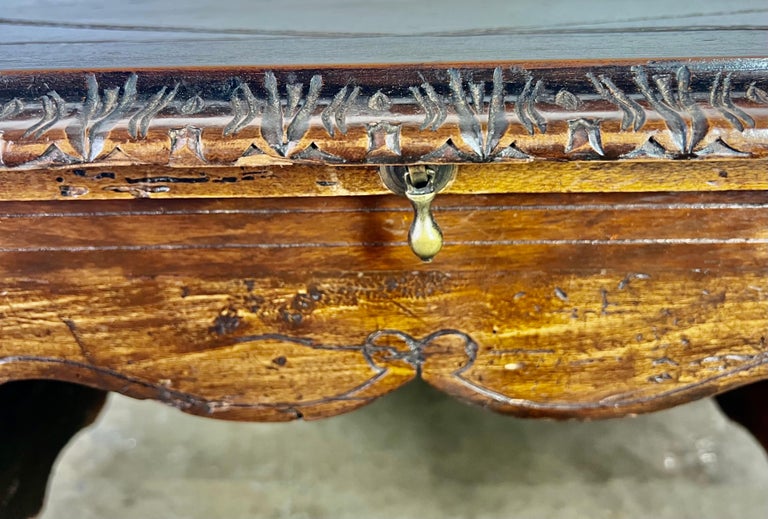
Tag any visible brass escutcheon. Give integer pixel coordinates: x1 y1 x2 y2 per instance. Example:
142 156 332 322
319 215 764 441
378 165 457 262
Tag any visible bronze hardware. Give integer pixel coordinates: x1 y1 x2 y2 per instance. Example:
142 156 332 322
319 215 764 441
378 165 457 261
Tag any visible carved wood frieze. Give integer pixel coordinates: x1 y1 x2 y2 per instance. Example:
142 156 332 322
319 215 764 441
0 59 766 170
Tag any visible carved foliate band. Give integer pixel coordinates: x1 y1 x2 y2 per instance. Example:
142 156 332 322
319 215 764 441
0 59 765 169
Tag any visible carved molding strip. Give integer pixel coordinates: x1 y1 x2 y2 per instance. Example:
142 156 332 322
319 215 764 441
0 59 766 169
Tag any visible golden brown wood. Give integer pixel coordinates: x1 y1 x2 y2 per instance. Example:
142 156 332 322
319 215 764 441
2 192 767 420
0 53 766 458
1 159 767 201
0 59 766 201
1 4 767 513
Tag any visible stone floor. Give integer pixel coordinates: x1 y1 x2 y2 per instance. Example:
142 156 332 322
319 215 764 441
41 382 768 519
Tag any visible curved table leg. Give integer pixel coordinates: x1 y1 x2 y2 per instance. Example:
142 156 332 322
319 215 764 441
0 381 106 519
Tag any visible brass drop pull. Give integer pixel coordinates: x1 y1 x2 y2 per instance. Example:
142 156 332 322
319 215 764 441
378 165 456 262
404 168 442 262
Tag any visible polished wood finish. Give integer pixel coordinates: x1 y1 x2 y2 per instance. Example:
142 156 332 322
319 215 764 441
1 160 767 201
2 192 767 421
1 3 768 512
0 60 765 179
0 58 765 448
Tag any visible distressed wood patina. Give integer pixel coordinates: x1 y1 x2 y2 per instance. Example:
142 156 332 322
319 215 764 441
2 192 768 420
1 0 768 516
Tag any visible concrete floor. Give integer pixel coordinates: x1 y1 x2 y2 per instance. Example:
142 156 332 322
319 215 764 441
41 382 768 518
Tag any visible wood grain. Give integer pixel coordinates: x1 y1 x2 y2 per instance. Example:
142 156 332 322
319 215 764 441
2 192 767 420
0 59 765 184
0 3 766 509
1 160 767 201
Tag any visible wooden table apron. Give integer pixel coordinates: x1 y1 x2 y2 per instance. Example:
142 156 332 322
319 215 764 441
0 58 767 422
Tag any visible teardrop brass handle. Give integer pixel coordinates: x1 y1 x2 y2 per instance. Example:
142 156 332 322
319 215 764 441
378 165 456 262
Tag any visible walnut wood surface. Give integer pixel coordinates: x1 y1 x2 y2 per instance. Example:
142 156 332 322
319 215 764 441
2 192 767 421
0 3 766 430
2 160 767 201
0 59 766 186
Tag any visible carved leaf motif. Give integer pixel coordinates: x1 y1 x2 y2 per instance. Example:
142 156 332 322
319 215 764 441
286 75 322 146
0 99 23 120
59 74 140 162
676 66 708 154
261 72 284 151
322 85 360 137
711 72 755 131
84 74 138 162
444 67 508 160
260 72 323 157
180 95 205 115
322 85 349 137
410 81 446 131
224 81 261 136
514 75 547 136
448 69 483 157
747 83 768 104
128 83 179 139
587 72 645 131
485 67 508 157
632 66 687 153
24 91 68 140
554 89 582 110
